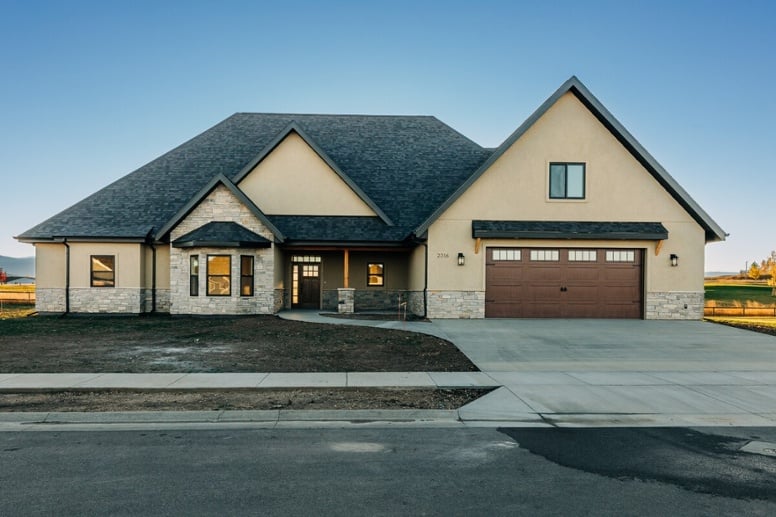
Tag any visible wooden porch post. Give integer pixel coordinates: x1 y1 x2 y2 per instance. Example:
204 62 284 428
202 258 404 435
343 249 350 288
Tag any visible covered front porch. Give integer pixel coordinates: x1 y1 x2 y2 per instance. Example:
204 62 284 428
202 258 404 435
279 247 425 316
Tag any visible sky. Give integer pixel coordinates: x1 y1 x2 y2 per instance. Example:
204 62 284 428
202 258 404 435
1 0 774 272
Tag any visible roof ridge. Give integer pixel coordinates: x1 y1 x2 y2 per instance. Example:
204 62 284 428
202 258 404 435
232 112 437 118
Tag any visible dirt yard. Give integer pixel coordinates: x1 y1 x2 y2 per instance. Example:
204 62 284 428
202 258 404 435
0 388 491 412
0 314 477 373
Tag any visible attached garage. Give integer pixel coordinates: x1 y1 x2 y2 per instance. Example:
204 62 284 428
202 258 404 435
473 220 669 319
485 247 643 318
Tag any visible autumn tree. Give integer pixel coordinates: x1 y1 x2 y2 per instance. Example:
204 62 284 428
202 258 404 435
748 261 761 280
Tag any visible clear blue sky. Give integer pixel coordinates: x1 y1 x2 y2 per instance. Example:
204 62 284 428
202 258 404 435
1 0 774 272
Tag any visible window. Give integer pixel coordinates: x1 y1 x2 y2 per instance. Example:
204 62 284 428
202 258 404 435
549 163 585 199
190 255 199 296
240 256 254 297
291 255 321 263
90 255 115 287
207 255 231 296
606 250 636 263
568 250 597 262
530 249 559 261
367 263 384 286
492 249 521 261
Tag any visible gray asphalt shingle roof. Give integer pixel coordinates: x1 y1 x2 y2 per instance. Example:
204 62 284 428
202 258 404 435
172 222 272 249
18 114 492 243
471 220 669 240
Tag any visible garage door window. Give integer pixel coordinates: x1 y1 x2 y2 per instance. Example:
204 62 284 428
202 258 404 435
606 250 635 262
568 250 597 262
530 249 559 261
492 249 521 261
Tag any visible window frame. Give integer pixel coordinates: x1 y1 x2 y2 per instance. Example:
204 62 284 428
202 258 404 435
90 255 115 288
549 162 586 200
189 255 199 296
240 255 254 297
206 254 231 297
367 262 385 287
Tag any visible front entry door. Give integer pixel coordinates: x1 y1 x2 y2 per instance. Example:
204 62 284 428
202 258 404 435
293 263 321 308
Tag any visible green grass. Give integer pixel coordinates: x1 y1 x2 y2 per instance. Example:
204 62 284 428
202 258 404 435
0 303 36 320
706 317 776 329
704 284 776 307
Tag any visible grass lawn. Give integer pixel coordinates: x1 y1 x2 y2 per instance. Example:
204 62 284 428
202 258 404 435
704 284 776 307
706 317 776 337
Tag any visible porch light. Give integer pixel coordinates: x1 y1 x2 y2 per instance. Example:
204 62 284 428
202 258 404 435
458 252 465 266
670 254 679 267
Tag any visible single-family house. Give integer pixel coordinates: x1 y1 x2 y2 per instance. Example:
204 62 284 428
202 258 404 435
17 77 725 319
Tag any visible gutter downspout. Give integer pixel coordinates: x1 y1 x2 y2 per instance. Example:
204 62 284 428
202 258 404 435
151 243 157 313
422 243 428 318
63 239 70 314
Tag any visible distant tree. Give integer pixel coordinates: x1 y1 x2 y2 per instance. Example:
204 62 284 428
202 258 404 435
748 261 761 280
767 251 776 296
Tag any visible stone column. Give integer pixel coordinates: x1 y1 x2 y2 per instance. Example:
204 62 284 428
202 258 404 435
337 287 355 313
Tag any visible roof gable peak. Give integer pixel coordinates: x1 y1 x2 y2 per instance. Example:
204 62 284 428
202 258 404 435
415 76 725 242
154 174 284 242
231 121 393 225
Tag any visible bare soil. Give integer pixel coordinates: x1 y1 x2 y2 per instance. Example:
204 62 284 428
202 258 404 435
0 314 477 373
0 388 491 412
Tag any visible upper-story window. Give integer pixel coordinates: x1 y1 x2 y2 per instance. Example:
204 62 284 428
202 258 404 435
549 163 585 199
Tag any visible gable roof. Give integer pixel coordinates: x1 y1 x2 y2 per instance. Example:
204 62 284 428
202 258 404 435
17 114 491 244
154 174 284 242
172 222 272 249
415 76 726 242
231 122 393 225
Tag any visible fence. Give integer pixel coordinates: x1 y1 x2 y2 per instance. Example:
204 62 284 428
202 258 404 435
0 289 36 302
704 306 776 317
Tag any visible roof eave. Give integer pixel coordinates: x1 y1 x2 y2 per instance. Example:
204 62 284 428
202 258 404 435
172 240 272 249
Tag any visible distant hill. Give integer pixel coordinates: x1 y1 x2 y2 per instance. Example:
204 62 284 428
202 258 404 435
0 255 35 277
705 271 739 278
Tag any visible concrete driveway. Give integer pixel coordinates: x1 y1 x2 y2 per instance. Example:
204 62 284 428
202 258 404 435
429 319 776 426
431 319 776 372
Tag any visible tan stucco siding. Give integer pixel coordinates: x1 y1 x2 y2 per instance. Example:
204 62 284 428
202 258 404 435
154 245 171 289
430 92 706 294
238 132 376 216
35 243 67 289
408 245 426 291
68 243 143 288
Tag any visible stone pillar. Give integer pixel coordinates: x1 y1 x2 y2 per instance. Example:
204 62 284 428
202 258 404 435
337 287 355 313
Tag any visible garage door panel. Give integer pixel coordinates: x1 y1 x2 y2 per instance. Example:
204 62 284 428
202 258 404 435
485 247 643 319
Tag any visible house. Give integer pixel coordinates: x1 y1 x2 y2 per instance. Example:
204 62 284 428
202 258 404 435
16 77 725 319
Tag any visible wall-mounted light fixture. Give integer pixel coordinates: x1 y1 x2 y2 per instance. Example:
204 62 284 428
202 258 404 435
670 254 679 267
457 252 465 266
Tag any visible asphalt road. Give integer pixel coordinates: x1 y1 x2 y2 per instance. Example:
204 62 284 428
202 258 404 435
2 426 775 516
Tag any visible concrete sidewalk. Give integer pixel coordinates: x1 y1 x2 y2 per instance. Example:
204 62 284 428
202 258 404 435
3 369 776 429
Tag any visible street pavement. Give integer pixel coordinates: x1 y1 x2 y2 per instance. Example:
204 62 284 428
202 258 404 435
2 313 776 429
2 427 775 515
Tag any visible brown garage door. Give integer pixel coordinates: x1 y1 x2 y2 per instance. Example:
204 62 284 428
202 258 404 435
485 247 642 318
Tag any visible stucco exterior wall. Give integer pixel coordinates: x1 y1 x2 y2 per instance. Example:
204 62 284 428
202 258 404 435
237 132 376 217
426 92 706 319
169 184 276 315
